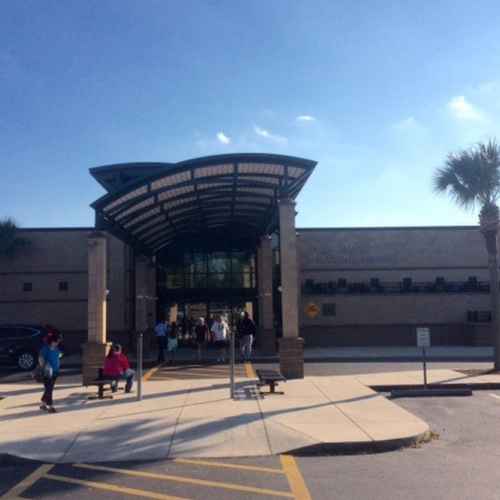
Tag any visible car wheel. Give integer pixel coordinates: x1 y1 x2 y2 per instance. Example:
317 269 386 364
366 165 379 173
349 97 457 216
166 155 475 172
17 352 36 371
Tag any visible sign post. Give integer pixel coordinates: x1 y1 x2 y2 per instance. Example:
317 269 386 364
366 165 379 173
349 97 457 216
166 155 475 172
230 328 235 399
137 331 143 401
416 327 431 389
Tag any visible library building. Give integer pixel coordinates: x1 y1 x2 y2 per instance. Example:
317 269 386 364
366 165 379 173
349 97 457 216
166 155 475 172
0 153 493 378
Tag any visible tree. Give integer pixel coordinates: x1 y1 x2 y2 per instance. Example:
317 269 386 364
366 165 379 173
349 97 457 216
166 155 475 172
0 218 29 258
434 139 500 369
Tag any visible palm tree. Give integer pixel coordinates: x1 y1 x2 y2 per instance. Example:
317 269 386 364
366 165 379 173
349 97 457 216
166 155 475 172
434 139 500 369
0 218 29 258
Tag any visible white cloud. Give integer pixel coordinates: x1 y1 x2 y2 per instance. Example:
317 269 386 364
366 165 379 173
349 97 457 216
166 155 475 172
296 115 316 122
216 131 231 144
448 95 484 121
477 81 500 94
253 125 287 144
393 116 419 130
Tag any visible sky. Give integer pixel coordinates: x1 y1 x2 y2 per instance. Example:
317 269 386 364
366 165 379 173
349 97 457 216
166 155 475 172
2 0 500 229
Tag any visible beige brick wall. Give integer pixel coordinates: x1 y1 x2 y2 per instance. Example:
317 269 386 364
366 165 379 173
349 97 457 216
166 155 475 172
0 225 493 348
297 227 492 345
0 229 133 348
297 226 487 270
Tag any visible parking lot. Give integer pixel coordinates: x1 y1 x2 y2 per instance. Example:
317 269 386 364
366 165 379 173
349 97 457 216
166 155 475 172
1 455 310 500
3 359 500 499
3 388 500 499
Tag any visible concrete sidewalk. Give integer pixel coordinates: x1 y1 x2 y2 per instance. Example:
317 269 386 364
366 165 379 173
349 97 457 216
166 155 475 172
3 367 499 463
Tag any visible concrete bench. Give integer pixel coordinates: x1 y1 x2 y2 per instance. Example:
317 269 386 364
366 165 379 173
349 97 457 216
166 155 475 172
256 369 286 394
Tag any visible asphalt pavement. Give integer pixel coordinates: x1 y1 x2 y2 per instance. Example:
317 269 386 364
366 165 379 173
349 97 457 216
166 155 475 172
3 390 500 499
2 358 500 499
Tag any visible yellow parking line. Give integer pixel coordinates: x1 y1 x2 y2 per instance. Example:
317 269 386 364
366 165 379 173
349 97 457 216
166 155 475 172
0 464 53 499
75 463 294 498
280 455 312 500
45 473 187 500
144 364 164 381
245 361 256 378
159 370 243 376
174 458 285 475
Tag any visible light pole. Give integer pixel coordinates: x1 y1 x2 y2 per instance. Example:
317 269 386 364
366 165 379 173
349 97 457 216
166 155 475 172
136 293 157 402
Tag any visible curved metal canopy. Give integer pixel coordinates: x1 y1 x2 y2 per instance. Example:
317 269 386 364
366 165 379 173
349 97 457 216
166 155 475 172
90 153 316 254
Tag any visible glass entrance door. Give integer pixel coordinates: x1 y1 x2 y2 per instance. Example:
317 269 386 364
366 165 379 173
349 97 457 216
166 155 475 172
165 299 255 340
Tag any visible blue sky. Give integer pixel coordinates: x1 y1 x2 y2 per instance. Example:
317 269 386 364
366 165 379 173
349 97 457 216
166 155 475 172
2 0 500 228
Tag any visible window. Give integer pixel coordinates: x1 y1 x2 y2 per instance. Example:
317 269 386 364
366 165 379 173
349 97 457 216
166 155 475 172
161 250 256 290
58 281 69 291
23 282 32 292
322 303 336 316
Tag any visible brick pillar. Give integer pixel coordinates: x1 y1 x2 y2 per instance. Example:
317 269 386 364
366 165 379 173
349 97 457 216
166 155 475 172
257 235 276 353
83 232 110 385
278 197 304 379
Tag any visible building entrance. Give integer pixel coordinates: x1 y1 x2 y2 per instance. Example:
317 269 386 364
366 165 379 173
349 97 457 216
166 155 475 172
165 300 255 342
156 246 257 341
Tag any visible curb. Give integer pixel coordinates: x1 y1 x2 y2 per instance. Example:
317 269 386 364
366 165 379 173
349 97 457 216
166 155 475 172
370 382 500 392
0 431 433 463
0 454 42 466
390 387 473 398
282 430 433 456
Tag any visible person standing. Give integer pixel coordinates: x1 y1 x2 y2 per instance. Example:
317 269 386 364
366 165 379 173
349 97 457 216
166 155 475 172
195 317 209 362
39 333 62 413
154 319 167 363
211 314 228 363
167 322 178 364
238 312 256 362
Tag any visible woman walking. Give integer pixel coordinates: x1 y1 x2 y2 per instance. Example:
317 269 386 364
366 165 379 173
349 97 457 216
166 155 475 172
39 333 62 413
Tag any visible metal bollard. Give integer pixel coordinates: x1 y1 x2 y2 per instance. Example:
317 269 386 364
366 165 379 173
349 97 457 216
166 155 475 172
230 330 235 399
137 331 143 401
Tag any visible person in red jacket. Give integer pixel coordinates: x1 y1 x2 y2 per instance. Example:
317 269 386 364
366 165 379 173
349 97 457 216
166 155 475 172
103 344 135 393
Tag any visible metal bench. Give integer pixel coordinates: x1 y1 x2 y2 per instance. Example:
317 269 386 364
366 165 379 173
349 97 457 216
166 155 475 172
256 369 286 395
87 369 121 399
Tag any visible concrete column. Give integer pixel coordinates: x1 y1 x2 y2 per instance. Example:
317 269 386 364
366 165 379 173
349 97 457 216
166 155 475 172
257 235 276 353
83 232 110 385
278 197 304 379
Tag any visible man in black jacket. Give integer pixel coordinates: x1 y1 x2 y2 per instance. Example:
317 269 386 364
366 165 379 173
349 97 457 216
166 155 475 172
237 312 256 362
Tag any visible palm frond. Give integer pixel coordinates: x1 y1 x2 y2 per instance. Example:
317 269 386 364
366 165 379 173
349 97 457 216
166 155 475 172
434 139 500 210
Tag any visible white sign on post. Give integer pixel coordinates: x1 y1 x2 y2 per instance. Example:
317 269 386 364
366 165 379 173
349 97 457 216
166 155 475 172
416 327 431 348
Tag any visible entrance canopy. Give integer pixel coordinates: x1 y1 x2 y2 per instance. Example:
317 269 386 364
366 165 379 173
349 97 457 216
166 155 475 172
90 153 316 254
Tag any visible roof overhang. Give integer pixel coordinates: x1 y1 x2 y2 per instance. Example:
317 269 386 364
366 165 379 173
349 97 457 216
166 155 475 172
90 153 316 255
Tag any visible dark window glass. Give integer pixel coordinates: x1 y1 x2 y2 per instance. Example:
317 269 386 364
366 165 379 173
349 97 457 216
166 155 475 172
322 303 336 316
23 282 32 292
59 281 69 291
185 273 207 288
16 327 39 338
166 272 184 289
0 327 16 337
232 272 255 288
207 273 232 288
208 252 230 273
162 250 256 290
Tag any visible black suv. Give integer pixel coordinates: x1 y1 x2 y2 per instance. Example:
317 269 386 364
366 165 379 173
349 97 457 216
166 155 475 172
0 324 61 371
